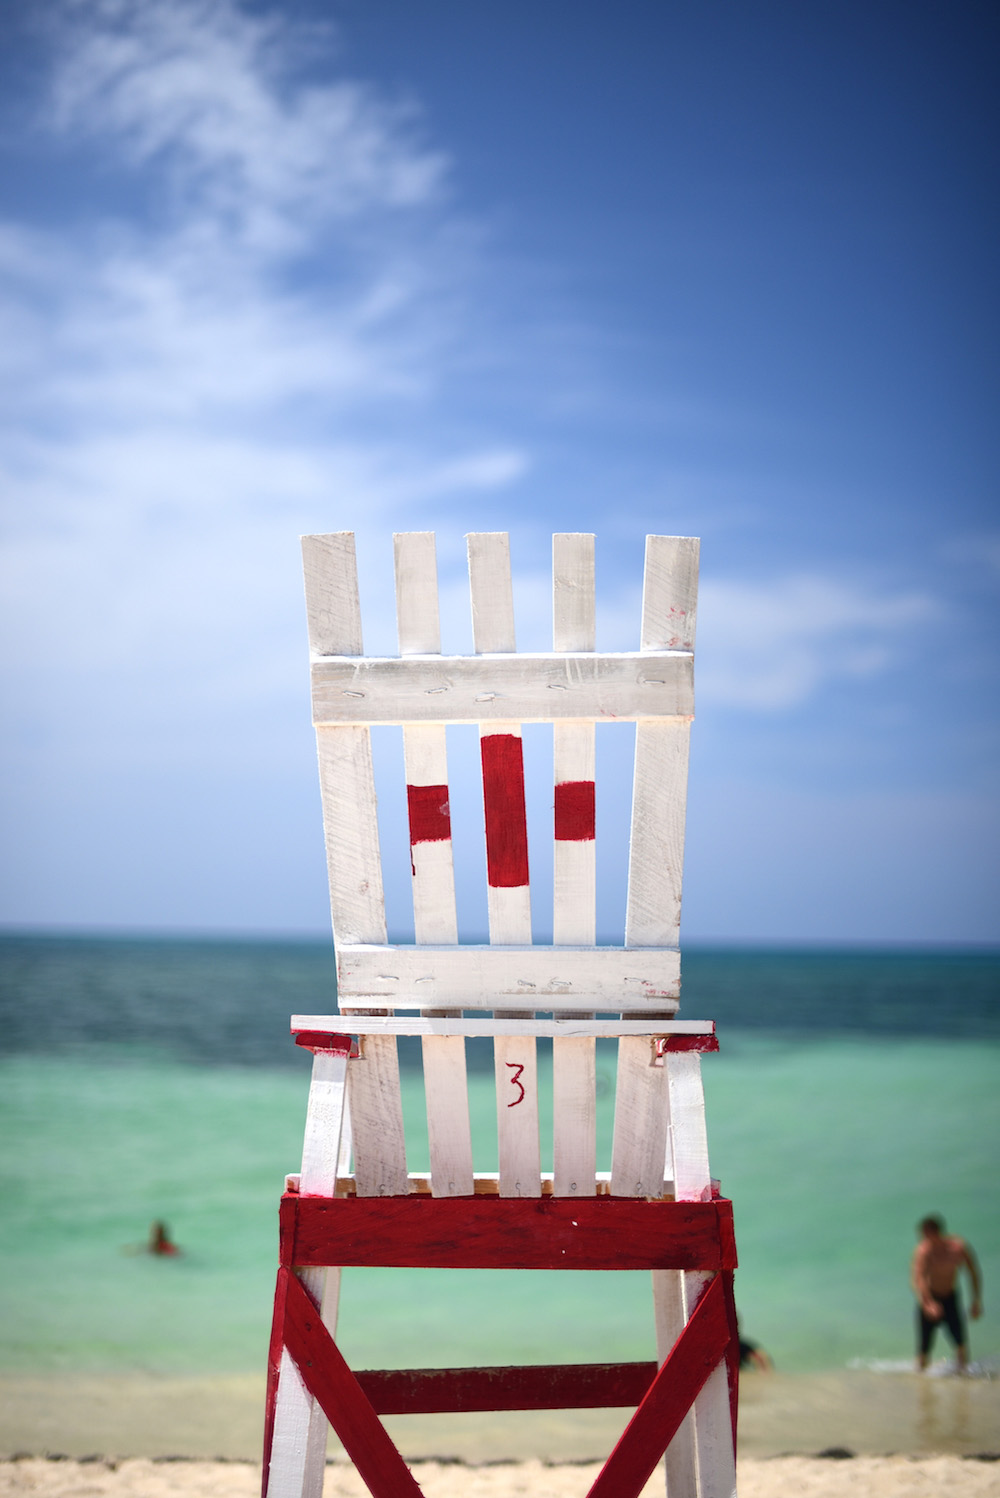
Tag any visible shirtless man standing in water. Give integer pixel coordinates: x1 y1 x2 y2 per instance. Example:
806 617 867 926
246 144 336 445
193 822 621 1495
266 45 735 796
911 1215 982 1371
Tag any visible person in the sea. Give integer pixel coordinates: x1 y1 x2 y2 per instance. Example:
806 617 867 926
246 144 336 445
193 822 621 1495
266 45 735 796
911 1214 982 1371
148 1219 181 1256
736 1315 773 1371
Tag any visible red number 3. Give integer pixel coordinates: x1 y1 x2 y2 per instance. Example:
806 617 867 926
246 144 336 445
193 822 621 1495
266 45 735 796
505 1061 525 1107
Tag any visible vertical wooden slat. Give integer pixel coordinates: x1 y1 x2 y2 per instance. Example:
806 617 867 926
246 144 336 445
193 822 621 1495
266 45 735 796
623 537 701 1491
302 534 407 1204
609 1037 670 1197
625 535 698 950
668 1050 736 1498
267 1045 350 1498
467 533 540 1197
552 534 597 1197
651 1270 699 1497
395 533 473 1199
301 532 364 656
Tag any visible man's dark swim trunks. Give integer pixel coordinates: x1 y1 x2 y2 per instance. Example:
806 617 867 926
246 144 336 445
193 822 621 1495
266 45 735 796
918 1290 966 1354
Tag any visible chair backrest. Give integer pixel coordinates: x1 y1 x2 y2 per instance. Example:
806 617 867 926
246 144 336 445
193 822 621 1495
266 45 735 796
294 531 712 1205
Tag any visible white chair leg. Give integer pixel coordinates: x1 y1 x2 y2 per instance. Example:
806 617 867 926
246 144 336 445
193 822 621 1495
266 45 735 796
652 1268 699 1496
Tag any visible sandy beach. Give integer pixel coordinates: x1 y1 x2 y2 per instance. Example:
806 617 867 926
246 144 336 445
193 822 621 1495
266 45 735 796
2 1456 1000 1497
2 1368 998 1496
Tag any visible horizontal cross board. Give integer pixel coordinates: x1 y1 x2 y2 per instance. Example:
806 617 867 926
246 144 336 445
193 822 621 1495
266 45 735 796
292 1016 715 1041
355 1361 659 1414
280 1194 737 1271
311 650 693 724
336 943 681 1007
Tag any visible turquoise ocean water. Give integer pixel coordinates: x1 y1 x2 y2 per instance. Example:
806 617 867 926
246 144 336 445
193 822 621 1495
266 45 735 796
1 935 998 1383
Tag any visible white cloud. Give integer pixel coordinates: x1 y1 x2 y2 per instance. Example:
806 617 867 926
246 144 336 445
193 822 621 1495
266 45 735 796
697 574 937 709
0 0 529 717
49 0 446 250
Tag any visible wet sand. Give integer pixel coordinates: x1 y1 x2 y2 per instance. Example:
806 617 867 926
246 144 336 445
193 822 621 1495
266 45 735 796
1 1369 997 1464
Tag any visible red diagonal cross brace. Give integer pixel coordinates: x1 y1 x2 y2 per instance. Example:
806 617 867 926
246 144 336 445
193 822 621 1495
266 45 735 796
267 1266 733 1498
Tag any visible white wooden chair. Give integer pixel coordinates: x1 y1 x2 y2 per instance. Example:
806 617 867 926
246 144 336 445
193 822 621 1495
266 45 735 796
262 532 739 1498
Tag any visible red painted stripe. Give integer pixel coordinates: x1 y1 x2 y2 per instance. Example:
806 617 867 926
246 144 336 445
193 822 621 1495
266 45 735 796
554 780 596 841
406 783 452 844
480 733 529 887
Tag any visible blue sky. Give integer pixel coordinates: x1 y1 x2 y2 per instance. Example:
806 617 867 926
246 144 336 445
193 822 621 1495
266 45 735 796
1 0 996 943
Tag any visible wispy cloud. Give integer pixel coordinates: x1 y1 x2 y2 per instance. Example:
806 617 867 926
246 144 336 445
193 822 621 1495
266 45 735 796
1 0 528 716
698 574 936 709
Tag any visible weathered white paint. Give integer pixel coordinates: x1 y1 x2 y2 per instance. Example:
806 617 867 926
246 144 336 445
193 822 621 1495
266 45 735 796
300 1047 350 1194
466 536 541 1198
295 1015 713 1039
493 1032 541 1197
552 532 596 653
625 535 698 956
316 726 387 947
393 531 441 655
267 1046 351 1498
485 880 534 947
420 1033 474 1196
347 1034 410 1197
652 1268 698 1498
400 722 472 1195
311 649 693 725
551 535 598 1196
666 1051 736 1497
552 1035 596 1196
610 1036 671 1198
467 532 516 653
640 535 699 653
625 720 691 950
667 1052 712 1204
335 944 680 1008
693 1355 739 1498
301 532 363 656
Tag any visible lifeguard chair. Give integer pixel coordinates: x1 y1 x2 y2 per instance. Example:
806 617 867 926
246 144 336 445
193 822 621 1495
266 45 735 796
262 532 739 1498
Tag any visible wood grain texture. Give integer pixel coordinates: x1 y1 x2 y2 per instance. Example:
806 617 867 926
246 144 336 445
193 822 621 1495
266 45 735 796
493 1033 541 1197
610 1036 671 1198
467 530 538 1204
421 1032 474 1197
393 532 440 654
553 533 596 652
639 535 700 652
347 1036 410 1198
300 1048 350 1197
295 1015 713 1039
310 649 693 724
553 1034 597 1197
468 532 516 653
667 1052 712 1203
316 727 386 947
301 533 363 656
335 944 680 1008
281 1194 731 1271
625 720 691 949
552 538 598 1197
652 1270 699 1497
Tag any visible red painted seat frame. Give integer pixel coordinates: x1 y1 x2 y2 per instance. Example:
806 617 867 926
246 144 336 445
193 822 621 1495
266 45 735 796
263 1192 739 1498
